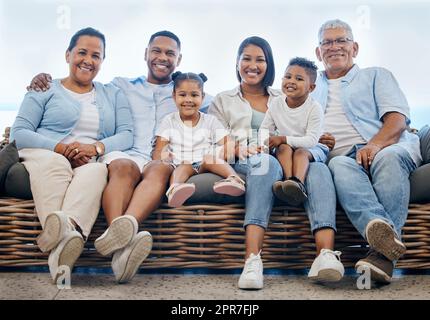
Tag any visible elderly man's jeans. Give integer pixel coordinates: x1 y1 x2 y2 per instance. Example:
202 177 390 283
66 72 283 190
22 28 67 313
234 153 283 229
328 144 417 239
304 162 338 233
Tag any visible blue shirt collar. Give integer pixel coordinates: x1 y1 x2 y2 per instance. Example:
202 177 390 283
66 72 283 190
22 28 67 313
131 75 173 88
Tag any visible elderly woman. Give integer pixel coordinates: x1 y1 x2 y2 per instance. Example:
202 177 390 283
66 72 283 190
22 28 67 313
11 27 134 283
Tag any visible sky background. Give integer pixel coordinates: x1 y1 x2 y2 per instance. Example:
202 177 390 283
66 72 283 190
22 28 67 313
0 0 429 132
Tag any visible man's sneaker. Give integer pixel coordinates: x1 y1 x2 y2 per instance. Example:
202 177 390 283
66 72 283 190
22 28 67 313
111 231 153 284
238 252 263 290
355 249 394 284
308 249 344 282
37 211 75 252
48 230 84 283
365 218 406 261
282 176 308 206
95 215 139 256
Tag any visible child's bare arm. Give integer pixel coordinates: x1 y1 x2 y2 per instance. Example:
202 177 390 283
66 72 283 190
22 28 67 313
152 136 170 161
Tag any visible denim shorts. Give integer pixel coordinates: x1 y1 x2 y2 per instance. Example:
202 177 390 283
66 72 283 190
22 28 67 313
169 161 202 173
308 143 329 163
272 143 329 163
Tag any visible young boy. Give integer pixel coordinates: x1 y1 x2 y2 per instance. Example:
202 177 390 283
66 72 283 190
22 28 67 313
259 57 328 206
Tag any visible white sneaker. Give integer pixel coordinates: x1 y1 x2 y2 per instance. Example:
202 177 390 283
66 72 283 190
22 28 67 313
48 230 84 283
238 252 263 289
308 249 344 282
111 231 153 284
95 215 139 256
37 211 75 252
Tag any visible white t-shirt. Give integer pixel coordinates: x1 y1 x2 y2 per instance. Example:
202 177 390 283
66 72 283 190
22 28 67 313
61 85 100 145
156 112 229 164
259 95 324 149
324 78 366 155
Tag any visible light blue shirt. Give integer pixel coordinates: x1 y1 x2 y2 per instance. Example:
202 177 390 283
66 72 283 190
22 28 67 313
11 79 134 153
111 75 212 162
311 64 422 166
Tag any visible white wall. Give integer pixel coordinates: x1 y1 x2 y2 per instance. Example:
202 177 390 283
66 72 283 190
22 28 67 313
0 0 429 127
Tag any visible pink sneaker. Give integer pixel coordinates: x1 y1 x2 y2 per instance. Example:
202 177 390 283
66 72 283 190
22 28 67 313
166 183 196 207
213 175 246 196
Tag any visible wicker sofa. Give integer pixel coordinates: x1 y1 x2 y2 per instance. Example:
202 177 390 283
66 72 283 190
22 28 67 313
1 127 430 270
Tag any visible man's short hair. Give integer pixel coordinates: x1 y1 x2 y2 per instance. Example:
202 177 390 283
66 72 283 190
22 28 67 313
318 19 354 43
287 57 318 84
148 30 181 50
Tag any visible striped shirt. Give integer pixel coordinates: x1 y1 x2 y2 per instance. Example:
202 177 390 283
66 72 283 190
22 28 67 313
61 85 100 145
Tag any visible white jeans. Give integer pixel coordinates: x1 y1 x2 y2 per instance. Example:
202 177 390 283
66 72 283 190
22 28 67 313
19 149 108 238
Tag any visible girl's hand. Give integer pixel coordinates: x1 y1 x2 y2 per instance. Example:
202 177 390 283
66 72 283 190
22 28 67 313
160 146 174 162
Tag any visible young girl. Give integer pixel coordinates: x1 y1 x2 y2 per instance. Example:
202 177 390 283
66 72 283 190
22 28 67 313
153 71 245 207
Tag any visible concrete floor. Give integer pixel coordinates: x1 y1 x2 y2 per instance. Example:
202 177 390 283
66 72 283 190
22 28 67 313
1 271 430 300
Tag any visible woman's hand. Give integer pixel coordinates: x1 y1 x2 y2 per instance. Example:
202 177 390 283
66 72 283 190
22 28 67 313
54 142 68 156
319 132 336 151
67 142 97 160
70 156 92 168
54 142 92 167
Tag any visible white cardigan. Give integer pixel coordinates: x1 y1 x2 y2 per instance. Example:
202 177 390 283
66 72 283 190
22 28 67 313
208 86 282 146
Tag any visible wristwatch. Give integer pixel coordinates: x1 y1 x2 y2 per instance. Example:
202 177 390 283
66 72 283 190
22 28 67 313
94 142 104 156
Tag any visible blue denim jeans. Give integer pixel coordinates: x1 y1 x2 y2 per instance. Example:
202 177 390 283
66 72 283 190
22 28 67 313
233 153 283 229
328 144 417 239
304 162 337 234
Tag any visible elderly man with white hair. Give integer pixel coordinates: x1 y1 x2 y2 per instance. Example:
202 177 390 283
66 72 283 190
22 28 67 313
305 19 421 284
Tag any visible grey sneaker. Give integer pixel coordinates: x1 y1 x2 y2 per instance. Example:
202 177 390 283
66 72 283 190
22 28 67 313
95 215 138 256
355 249 394 284
365 219 406 261
48 230 84 283
111 231 153 284
37 211 75 253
